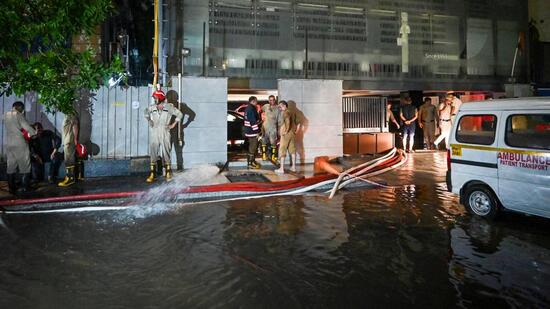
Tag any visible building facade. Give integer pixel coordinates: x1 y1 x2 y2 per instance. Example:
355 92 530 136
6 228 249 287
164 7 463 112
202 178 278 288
150 0 529 91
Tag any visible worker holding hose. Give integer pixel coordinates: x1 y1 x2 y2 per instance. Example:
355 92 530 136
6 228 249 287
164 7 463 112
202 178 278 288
4 101 36 194
244 96 261 169
145 87 183 182
261 95 280 162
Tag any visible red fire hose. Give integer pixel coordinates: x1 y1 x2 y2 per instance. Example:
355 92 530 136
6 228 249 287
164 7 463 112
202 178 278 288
0 151 404 209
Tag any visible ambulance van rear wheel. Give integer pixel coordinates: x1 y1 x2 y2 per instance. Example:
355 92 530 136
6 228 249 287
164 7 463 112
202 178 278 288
464 185 500 220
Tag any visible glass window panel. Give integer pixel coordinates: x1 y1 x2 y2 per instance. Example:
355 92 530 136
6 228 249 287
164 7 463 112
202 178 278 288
456 115 497 145
467 18 494 76
506 114 550 150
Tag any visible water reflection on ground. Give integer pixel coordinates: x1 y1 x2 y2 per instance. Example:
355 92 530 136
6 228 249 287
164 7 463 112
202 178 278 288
1 160 550 308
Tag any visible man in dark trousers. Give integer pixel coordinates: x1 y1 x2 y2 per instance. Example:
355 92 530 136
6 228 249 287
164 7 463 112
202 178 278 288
400 97 418 153
244 96 261 169
4 101 36 194
30 122 62 184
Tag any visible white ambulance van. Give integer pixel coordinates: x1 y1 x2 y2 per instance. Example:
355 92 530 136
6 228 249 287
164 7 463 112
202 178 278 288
446 98 550 219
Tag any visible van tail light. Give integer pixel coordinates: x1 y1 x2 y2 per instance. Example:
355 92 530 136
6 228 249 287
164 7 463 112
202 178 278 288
446 149 451 171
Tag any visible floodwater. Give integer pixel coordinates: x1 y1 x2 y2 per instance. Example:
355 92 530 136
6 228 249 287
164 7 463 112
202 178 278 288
1 155 550 308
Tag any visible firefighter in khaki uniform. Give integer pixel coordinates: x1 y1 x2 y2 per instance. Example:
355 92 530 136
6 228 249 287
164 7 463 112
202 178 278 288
261 95 280 162
418 97 438 150
144 88 183 182
4 101 36 194
58 113 80 187
275 101 297 174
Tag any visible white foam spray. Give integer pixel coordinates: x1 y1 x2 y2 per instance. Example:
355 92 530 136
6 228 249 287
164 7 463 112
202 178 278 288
111 165 221 221
0 214 17 239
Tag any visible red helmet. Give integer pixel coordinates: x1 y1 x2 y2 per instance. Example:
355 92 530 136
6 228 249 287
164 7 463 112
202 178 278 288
20 128 31 141
76 143 87 158
152 89 166 102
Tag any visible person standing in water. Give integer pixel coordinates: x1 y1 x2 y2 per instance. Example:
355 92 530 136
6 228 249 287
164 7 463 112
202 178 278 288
399 97 418 153
261 95 280 162
4 101 36 194
244 96 261 169
434 96 453 150
448 92 463 122
418 97 438 150
144 87 183 182
58 112 80 187
275 101 297 174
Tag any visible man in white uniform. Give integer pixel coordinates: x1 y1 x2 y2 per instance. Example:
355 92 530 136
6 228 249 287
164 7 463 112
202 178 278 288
4 101 36 194
144 88 183 182
449 92 462 122
434 96 453 150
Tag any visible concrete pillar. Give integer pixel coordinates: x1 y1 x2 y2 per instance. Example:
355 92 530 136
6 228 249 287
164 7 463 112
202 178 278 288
174 76 228 167
278 79 343 163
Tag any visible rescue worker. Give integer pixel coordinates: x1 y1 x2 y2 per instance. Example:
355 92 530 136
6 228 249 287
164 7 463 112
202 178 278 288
434 96 453 150
399 97 418 153
144 88 183 182
418 97 438 150
448 92 463 121
261 95 280 162
275 101 296 174
4 101 36 194
58 112 80 187
244 96 261 169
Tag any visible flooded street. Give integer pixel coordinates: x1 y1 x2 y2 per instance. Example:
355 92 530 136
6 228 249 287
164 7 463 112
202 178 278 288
1 153 549 308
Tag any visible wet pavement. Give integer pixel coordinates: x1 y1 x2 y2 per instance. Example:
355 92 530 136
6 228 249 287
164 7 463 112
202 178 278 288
1 152 550 308
0 157 312 201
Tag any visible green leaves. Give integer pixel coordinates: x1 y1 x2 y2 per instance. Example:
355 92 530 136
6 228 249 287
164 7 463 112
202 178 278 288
0 0 122 114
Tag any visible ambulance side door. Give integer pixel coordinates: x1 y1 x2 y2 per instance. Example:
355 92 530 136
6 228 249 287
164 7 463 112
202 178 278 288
497 111 550 217
451 113 500 195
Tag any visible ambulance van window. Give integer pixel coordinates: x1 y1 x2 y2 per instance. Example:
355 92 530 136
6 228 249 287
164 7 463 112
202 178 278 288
505 114 550 150
456 115 497 145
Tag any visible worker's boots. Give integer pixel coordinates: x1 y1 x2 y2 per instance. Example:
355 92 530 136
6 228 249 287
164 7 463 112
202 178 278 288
261 144 268 161
248 155 261 169
6 173 17 195
58 166 76 187
146 163 156 183
165 164 173 181
76 160 85 181
270 146 278 162
19 173 31 193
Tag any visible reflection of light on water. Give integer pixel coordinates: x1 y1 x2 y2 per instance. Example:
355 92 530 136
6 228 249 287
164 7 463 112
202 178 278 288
0 215 7 230
448 224 550 306
0 215 11 233
404 184 416 196
0 215 17 239
298 195 349 259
